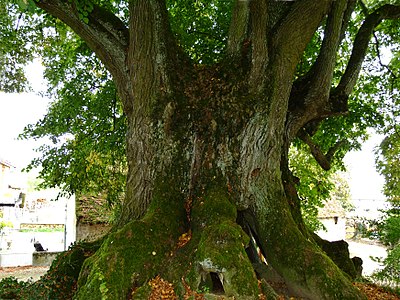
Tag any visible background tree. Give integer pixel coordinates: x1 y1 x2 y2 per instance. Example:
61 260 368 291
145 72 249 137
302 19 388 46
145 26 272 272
368 17 400 288
373 133 400 289
2 0 400 299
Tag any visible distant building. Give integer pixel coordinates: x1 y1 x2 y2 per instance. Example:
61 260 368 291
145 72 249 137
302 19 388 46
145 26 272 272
0 157 76 267
317 198 347 242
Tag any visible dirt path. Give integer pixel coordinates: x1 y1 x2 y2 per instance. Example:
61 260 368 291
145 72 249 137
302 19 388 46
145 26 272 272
0 266 49 282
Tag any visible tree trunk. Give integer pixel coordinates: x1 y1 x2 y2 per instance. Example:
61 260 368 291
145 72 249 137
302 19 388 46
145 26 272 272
32 0 388 299
74 35 364 300
73 82 365 298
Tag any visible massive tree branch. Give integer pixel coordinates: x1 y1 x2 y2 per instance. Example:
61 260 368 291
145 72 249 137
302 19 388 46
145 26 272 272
337 4 400 95
226 0 250 57
291 4 400 154
128 0 179 101
34 0 129 99
286 0 350 141
271 0 331 74
339 0 357 42
306 0 349 100
266 0 331 116
255 0 332 144
248 0 269 94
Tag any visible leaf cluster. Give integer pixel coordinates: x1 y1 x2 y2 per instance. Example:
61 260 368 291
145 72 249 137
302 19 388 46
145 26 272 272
167 0 234 64
289 144 352 231
16 14 127 205
0 1 39 92
372 243 400 292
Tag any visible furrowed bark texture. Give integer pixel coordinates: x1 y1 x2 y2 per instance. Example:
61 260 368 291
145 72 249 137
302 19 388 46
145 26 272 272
33 0 400 299
122 0 169 223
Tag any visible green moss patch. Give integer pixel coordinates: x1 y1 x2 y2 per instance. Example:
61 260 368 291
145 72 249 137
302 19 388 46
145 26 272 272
184 184 259 298
75 174 187 299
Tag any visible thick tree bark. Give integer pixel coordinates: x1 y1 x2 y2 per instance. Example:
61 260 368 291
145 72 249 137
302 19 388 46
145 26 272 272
32 0 400 299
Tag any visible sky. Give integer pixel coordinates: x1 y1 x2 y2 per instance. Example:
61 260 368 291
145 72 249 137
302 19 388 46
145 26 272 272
0 62 386 202
0 93 49 169
344 134 388 221
0 62 50 170
344 134 385 201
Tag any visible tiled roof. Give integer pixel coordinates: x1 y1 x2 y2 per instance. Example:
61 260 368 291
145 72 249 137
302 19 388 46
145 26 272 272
76 193 113 224
318 198 346 218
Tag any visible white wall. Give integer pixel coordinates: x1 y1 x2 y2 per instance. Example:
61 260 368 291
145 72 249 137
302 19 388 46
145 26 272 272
65 194 76 250
317 217 346 241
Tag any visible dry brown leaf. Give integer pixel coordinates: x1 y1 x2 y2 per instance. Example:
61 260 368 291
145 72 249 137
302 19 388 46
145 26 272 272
177 230 192 248
148 275 177 300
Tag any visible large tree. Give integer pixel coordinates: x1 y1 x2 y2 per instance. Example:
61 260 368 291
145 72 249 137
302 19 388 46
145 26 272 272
2 0 400 299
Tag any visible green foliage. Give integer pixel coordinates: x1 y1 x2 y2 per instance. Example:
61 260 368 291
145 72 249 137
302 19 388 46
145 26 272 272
0 277 29 299
289 145 332 231
380 213 400 246
21 76 127 205
0 0 129 206
376 135 400 204
167 0 234 64
363 0 400 10
374 130 400 243
289 145 352 231
372 243 400 291
19 23 127 205
0 1 37 92
373 136 400 288
74 0 94 24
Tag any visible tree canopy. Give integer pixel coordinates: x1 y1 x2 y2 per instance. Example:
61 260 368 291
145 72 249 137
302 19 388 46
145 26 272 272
2 0 400 299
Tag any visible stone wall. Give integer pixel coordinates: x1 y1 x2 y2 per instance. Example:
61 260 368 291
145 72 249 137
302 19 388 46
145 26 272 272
76 223 111 242
32 251 60 266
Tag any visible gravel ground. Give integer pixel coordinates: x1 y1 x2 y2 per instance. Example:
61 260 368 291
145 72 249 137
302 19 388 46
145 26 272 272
0 266 49 282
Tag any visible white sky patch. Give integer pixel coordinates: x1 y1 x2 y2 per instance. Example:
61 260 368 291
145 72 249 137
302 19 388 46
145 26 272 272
0 60 50 170
344 133 385 201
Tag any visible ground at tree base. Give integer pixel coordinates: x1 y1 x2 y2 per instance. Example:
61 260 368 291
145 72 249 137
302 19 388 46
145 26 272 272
353 283 399 300
0 266 49 282
136 274 399 300
0 266 399 299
